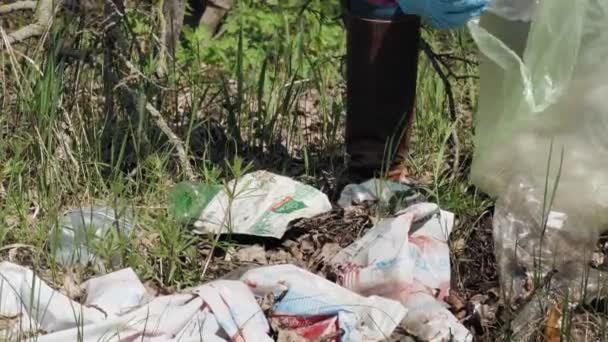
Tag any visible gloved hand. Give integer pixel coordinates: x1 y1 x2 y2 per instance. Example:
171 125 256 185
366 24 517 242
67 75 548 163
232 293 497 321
397 0 489 29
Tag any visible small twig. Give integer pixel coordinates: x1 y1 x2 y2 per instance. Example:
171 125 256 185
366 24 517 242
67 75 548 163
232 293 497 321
435 56 479 80
0 1 37 14
145 102 196 181
113 78 196 181
1 0 60 47
116 53 171 90
434 52 479 66
114 49 194 180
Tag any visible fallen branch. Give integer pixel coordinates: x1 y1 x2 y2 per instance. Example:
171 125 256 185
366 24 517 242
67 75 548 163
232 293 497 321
111 78 196 181
1 0 60 47
145 102 196 181
0 1 36 14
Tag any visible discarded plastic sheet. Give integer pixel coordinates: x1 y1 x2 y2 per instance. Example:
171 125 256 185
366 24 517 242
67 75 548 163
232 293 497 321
51 206 134 266
0 261 106 337
331 203 472 342
240 264 407 342
171 171 332 239
338 179 417 208
0 262 272 341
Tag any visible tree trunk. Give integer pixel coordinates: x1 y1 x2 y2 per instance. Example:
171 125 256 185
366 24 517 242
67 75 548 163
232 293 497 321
162 0 187 57
200 0 233 35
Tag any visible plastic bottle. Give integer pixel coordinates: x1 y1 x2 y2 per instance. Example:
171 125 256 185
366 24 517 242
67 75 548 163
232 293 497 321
169 182 222 222
52 206 134 266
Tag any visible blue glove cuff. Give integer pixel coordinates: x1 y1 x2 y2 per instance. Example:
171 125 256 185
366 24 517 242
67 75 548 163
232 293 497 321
397 0 488 29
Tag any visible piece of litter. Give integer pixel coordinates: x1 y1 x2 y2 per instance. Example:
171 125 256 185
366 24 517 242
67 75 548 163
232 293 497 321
240 264 407 342
0 262 106 335
51 206 134 266
338 179 417 208
331 203 472 341
171 171 332 239
0 262 273 341
402 293 472 342
81 268 149 316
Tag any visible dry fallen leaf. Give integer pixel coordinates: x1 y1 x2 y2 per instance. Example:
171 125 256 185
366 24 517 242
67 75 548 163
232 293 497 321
143 280 174 298
469 294 489 305
283 240 303 260
4 216 18 228
446 291 466 313
269 249 294 264
62 270 84 301
591 252 604 268
276 329 308 342
544 304 562 342
224 246 237 262
0 313 22 331
317 243 341 263
0 243 34 263
257 292 278 316
451 238 466 257
300 239 315 255
236 245 268 265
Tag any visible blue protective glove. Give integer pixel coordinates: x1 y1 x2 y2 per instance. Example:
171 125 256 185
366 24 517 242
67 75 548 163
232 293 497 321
397 0 489 29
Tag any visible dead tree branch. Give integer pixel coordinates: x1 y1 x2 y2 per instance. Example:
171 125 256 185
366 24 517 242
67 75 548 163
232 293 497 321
145 102 196 180
113 74 196 181
0 0 60 47
100 0 195 180
0 1 37 14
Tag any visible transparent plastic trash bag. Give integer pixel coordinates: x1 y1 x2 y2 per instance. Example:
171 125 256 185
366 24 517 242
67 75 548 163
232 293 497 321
486 0 540 21
468 0 608 297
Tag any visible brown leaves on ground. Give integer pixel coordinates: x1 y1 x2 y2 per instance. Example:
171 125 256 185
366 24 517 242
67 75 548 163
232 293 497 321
232 207 372 278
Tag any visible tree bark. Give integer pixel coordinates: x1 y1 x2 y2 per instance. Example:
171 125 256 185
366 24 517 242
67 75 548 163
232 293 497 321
200 0 233 35
162 0 187 57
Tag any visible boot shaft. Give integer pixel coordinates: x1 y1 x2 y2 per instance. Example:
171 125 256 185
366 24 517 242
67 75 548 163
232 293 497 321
343 0 421 179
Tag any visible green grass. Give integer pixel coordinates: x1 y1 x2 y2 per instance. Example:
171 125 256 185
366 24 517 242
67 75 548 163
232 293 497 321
3 1 604 341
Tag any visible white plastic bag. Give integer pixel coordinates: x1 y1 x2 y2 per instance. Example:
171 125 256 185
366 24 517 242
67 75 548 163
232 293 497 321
0 262 106 336
193 171 332 238
240 264 407 342
0 262 272 341
469 0 608 293
331 203 472 341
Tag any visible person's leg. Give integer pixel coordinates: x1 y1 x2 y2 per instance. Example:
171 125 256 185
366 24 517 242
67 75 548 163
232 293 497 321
342 0 420 182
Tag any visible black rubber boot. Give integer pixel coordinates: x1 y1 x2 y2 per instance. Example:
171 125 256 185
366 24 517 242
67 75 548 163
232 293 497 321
342 0 421 181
